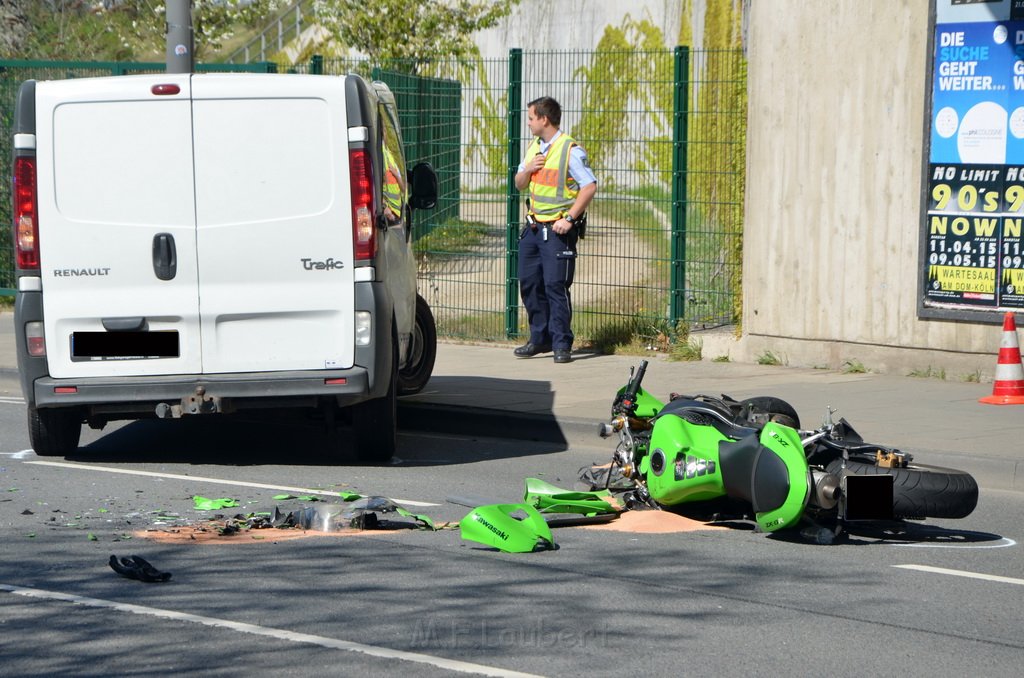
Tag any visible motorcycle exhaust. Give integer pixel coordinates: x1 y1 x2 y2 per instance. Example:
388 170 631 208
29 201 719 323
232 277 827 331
810 469 840 510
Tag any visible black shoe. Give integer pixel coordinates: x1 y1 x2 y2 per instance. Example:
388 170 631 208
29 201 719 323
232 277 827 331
553 349 572 364
514 342 552 357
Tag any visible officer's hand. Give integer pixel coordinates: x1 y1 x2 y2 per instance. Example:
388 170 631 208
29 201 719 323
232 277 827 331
528 153 546 173
552 218 572 235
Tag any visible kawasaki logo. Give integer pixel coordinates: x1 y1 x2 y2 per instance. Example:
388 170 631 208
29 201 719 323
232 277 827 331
301 258 345 271
475 515 509 541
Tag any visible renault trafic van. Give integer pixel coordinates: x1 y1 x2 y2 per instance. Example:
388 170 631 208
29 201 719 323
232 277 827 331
10 72 438 462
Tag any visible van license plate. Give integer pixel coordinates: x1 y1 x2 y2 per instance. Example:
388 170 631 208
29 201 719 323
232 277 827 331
71 331 179 361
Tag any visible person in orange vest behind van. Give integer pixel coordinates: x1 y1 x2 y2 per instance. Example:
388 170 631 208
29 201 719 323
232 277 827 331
513 96 597 364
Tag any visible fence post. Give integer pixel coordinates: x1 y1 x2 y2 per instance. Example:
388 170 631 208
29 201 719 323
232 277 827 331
310 54 323 75
505 48 523 339
670 46 689 325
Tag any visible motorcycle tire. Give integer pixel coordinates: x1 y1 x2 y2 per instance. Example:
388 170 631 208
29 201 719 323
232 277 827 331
826 459 978 519
737 396 801 429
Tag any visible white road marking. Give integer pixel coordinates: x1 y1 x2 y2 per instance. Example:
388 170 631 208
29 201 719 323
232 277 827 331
894 564 1024 586
0 450 35 459
0 397 25 405
0 583 543 678
891 538 1017 550
24 460 438 507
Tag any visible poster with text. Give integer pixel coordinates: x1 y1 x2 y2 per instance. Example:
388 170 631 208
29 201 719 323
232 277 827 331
924 0 1024 311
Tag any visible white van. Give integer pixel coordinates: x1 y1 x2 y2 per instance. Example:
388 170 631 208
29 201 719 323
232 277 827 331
10 72 438 462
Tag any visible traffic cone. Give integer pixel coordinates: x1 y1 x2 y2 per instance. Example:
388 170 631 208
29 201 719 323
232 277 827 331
980 312 1024 405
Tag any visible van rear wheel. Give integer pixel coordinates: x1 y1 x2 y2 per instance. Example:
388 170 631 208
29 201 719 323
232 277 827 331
398 294 437 396
352 354 398 463
28 405 82 457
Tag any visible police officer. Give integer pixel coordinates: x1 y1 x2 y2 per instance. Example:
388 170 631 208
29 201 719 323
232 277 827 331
513 96 597 364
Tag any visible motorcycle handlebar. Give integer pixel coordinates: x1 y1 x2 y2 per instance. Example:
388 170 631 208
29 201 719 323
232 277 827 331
623 360 648 406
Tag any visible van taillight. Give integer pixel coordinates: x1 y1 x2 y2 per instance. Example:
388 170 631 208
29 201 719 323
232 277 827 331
13 156 40 270
349 148 376 260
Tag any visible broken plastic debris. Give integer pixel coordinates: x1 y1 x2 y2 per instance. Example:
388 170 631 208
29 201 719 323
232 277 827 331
293 496 435 532
192 496 240 511
459 504 555 553
524 478 619 516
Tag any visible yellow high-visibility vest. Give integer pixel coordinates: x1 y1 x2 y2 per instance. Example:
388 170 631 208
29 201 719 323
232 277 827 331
526 133 579 222
382 145 403 215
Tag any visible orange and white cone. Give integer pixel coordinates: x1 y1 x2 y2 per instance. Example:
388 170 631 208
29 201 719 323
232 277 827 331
980 312 1024 405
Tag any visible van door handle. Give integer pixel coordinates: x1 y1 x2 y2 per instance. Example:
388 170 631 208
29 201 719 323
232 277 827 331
153 233 177 280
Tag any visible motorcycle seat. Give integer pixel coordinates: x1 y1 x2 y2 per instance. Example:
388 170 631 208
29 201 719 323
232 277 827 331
655 399 758 440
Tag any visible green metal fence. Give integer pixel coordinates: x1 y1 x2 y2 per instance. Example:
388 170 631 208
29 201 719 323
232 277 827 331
1 49 747 351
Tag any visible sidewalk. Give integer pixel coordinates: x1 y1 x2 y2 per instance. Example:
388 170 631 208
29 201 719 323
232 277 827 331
3 310 1022 492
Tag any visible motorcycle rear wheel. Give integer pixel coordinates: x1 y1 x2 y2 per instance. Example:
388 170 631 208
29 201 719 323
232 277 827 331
826 459 978 519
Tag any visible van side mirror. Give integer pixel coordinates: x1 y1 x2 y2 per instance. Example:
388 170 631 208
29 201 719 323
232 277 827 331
408 162 438 210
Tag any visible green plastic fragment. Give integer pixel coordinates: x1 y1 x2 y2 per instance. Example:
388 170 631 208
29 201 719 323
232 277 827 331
523 478 618 515
192 496 240 511
339 492 362 501
395 507 436 530
459 504 555 553
87 533 98 541
272 494 294 500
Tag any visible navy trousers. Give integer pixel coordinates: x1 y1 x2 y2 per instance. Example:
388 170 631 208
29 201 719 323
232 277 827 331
518 224 578 349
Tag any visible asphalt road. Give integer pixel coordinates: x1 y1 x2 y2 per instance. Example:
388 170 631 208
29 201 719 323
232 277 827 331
1 374 1023 677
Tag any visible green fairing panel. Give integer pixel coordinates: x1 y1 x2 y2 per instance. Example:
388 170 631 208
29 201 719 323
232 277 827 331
753 423 811 532
613 385 664 418
459 503 555 553
523 477 619 515
642 415 729 504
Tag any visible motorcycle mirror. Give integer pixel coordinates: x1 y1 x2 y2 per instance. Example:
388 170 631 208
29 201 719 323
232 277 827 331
822 405 836 429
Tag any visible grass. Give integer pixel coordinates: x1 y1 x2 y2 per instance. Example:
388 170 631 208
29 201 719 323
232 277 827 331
414 218 491 257
435 311 508 340
961 370 982 383
712 354 730 362
907 365 946 380
757 350 785 366
841 359 867 374
0 295 12 310
669 337 703 362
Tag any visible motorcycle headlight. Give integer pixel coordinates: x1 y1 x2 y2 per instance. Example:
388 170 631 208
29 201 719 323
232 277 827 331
650 448 666 476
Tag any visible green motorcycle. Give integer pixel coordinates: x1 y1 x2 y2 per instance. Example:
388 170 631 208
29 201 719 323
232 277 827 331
592 360 978 536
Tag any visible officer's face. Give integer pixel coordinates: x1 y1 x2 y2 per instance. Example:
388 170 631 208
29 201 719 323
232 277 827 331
526 106 547 137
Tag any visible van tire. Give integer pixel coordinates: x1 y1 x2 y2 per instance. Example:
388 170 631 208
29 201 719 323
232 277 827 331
353 349 398 463
28 405 82 457
398 294 437 396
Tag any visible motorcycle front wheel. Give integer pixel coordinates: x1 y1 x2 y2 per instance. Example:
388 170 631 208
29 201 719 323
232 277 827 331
826 459 978 519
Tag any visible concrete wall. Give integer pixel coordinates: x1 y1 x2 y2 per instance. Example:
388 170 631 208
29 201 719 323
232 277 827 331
725 0 1000 379
474 0 685 55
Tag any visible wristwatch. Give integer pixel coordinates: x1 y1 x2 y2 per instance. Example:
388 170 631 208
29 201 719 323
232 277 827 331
564 214 576 225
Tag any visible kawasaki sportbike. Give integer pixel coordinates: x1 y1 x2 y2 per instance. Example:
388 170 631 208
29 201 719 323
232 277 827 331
590 360 978 536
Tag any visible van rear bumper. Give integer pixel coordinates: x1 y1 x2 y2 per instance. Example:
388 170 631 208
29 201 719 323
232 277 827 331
32 369 372 414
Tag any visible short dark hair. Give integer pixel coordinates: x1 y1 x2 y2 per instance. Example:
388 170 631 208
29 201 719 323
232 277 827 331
528 96 561 127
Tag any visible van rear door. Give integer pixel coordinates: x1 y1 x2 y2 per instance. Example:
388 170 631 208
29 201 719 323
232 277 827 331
34 74 201 379
190 74 355 374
